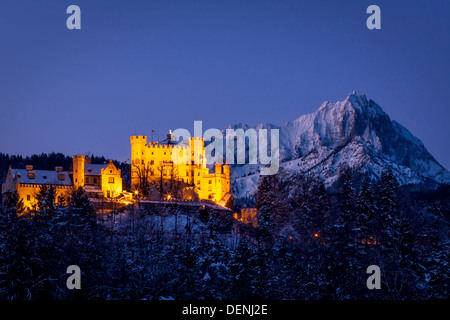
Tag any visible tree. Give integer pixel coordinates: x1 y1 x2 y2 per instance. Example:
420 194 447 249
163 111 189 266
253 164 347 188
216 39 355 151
255 176 276 244
339 168 357 239
376 168 415 299
230 237 257 299
69 186 95 225
415 201 449 298
0 206 57 299
355 177 377 245
132 161 152 198
377 169 402 252
35 185 57 218
4 191 24 215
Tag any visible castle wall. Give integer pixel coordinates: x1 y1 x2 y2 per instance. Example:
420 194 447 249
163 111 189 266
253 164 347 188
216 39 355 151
101 161 122 198
4 182 73 211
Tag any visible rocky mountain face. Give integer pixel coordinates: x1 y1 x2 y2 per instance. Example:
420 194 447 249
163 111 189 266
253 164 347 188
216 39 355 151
225 91 450 198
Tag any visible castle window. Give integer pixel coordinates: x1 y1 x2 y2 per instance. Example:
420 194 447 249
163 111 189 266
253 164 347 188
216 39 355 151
27 195 30 201
108 177 114 183
107 190 110 198
94 178 97 184
86 177 89 183
110 170 112 173
209 180 212 184
88 169 92 173
197 180 200 184
150 160 154 165
43 176 47 179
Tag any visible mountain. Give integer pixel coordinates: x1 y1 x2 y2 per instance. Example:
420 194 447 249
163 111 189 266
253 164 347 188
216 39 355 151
226 91 450 198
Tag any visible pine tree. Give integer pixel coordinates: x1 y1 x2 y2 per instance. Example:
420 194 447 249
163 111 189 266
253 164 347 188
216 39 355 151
411 201 449 298
171 242 202 299
323 169 362 299
255 176 275 246
339 169 357 236
378 169 402 251
4 191 24 216
376 168 415 298
0 206 57 299
255 175 275 210
355 177 377 245
230 237 257 299
69 186 95 227
35 185 57 218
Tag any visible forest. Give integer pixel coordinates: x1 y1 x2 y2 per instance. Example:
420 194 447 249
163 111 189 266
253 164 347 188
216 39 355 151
0 162 448 300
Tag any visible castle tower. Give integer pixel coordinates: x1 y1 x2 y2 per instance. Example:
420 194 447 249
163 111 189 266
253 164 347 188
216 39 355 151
130 135 148 191
223 164 230 177
190 137 206 168
72 155 85 188
131 135 148 165
223 164 230 193
215 163 222 175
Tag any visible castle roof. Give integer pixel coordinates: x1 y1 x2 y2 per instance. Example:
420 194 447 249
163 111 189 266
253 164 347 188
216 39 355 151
84 163 107 176
11 169 72 186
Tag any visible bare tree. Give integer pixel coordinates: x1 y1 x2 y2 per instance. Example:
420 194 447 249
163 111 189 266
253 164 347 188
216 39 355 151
132 161 151 198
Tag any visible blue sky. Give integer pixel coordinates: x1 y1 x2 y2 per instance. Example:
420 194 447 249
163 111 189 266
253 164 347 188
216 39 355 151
0 0 449 168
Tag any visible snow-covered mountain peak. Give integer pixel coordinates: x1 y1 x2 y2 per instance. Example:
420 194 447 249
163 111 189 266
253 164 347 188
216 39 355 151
227 92 450 198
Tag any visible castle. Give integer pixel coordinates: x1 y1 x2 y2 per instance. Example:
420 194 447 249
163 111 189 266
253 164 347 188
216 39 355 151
1 132 233 211
130 134 232 205
1 156 123 210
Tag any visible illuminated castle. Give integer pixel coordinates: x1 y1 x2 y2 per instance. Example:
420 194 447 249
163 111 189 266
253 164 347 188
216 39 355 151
131 133 232 205
72 155 123 199
1 155 123 210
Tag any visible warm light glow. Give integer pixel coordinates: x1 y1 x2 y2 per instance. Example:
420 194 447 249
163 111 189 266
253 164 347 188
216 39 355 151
314 233 319 238
362 237 379 245
134 190 138 195
131 135 230 203
167 195 171 200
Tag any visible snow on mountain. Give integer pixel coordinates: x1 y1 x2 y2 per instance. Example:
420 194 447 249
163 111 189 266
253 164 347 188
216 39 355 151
227 91 450 198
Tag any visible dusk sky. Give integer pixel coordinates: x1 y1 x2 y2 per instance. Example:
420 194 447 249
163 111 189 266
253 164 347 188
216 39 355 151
0 0 449 168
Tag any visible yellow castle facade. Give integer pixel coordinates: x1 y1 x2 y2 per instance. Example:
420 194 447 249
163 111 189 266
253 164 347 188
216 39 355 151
72 155 123 199
1 156 123 210
2 133 233 211
131 134 231 204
